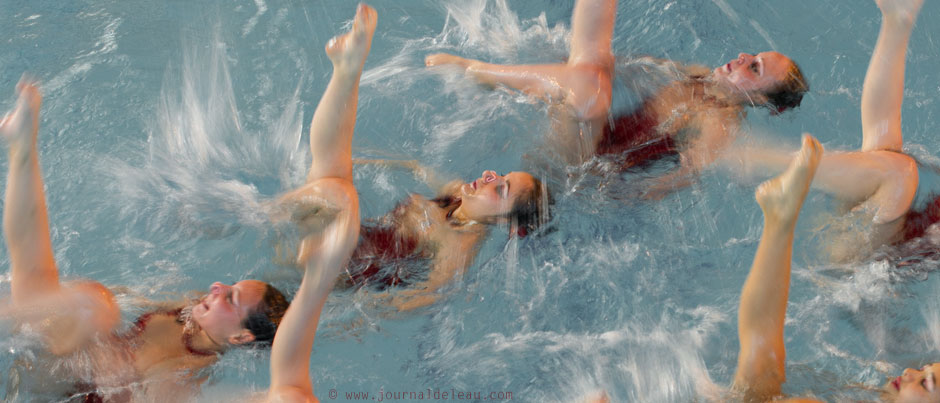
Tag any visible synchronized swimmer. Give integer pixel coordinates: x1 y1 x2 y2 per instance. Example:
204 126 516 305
0 0 936 401
426 0 807 197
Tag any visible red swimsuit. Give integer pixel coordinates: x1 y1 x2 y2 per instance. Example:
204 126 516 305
595 105 679 169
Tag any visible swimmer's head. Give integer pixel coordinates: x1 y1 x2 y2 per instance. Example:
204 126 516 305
191 280 289 348
453 170 551 235
713 52 808 112
881 363 940 403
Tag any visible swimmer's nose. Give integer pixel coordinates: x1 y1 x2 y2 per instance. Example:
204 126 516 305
737 53 751 64
482 170 498 183
210 282 224 295
902 368 917 381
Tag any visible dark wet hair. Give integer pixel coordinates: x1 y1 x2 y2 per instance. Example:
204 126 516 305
764 60 808 113
241 284 290 347
508 175 552 237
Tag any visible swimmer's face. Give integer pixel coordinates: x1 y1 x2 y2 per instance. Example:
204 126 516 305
883 363 940 403
192 279 267 346
713 52 793 95
454 170 536 223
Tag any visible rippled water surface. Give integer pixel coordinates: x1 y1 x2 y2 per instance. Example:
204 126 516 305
2 0 940 401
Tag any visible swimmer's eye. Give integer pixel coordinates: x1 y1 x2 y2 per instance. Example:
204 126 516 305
750 61 760 75
499 182 509 199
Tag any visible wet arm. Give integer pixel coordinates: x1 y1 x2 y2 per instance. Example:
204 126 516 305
631 56 712 78
643 111 736 197
353 158 451 191
427 54 568 101
391 233 478 311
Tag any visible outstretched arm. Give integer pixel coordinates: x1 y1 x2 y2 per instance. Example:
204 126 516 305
732 135 822 399
267 4 374 401
425 56 611 122
353 158 452 191
860 0 923 152
642 108 739 198
390 231 479 311
424 0 616 122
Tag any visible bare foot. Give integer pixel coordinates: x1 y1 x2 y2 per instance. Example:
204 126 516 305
425 53 473 69
325 4 377 75
755 134 822 224
579 391 609 403
876 0 923 25
0 78 42 149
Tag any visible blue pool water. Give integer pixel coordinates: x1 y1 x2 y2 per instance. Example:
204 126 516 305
2 0 940 401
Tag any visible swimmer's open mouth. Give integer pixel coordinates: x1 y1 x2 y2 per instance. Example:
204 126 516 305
725 63 732 73
892 376 900 391
471 180 478 190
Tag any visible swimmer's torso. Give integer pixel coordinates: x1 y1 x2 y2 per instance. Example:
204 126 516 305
345 194 484 289
591 79 743 168
11 309 216 401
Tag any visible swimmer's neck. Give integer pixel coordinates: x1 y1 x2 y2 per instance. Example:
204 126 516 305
130 310 218 375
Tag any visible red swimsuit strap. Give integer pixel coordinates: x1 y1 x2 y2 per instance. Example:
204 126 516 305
128 308 217 357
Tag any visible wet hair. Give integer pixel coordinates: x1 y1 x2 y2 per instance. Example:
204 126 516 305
241 284 290 347
508 175 552 237
764 60 808 113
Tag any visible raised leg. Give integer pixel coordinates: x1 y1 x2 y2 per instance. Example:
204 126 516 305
1 79 59 304
569 0 616 67
1 80 119 354
732 135 822 399
860 0 923 152
268 5 371 400
723 145 917 225
305 3 377 183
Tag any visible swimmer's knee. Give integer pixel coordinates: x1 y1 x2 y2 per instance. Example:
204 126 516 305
566 66 612 121
36 282 119 355
63 282 120 335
